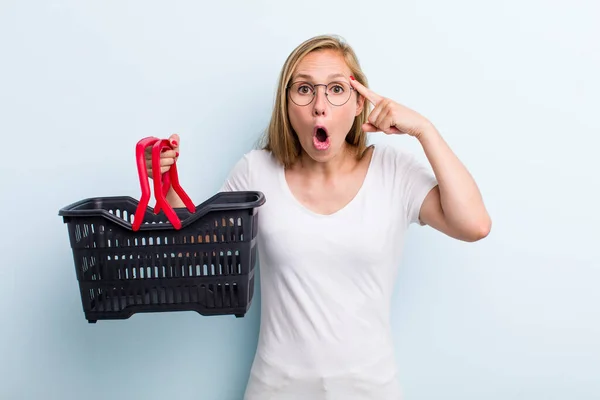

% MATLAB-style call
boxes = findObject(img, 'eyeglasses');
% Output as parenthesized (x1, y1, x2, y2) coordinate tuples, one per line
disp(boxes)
(286, 81, 355, 107)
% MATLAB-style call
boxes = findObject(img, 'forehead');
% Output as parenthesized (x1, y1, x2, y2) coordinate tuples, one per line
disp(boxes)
(292, 49, 351, 81)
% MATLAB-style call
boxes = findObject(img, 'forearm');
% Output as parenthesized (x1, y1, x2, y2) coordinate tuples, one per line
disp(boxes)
(417, 124, 491, 234)
(165, 186, 186, 208)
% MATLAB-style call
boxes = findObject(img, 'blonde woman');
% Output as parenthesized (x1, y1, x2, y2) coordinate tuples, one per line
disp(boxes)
(152, 34, 491, 399)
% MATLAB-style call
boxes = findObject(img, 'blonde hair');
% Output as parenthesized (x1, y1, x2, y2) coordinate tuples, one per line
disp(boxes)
(260, 34, 370, 168)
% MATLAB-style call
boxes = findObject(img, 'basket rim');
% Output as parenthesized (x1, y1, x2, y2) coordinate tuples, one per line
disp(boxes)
(58, 191, 265, 231)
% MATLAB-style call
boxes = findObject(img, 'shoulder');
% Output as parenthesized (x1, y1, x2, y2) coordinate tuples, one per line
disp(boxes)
(372, 143, 438, 225)
(245, 148, 276, 163)
(370, 143, 423, 175)
(236, 148, 279, 172)
(220, 148, 279, 192)
(228, 148, 276, 166)
(370, 142, 437, 198)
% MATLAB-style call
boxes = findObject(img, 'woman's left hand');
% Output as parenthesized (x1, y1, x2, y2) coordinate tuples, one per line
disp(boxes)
(350, 77, 433, 139)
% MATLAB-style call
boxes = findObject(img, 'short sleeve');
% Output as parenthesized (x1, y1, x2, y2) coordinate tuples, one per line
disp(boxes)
(219, 153, 251, 192)
(393, 148, 438, 226)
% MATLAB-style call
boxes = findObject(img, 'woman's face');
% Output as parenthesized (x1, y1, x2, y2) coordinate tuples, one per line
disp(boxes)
(287, 49, 364, 163)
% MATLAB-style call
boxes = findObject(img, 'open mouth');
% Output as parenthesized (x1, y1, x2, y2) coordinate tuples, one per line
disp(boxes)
(312, 126, 330, 151)
(315, 127, 328, 143)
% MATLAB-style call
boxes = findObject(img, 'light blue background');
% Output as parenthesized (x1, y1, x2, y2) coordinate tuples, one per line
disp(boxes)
(1, 1, 598, 399)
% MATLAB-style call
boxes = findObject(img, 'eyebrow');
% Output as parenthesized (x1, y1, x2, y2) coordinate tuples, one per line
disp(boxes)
(293, 73, 347, 81)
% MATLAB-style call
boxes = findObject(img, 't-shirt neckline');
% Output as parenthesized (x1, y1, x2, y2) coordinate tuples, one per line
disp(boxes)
(278, 144, 378, 218)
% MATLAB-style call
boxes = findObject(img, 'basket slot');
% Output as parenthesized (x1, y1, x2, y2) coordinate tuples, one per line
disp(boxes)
(202, 282, 239, 308)
(73, 215, 245, 249)
(108, 208, 134, 225)
(78, 248, 244, 283)
(88, 281, 242, 312)
(80, 254, 101, 281)
(189, 215, 245, 244)
(72, 223, 103, 249)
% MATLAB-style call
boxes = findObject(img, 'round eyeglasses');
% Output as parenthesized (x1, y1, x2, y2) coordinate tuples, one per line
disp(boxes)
(286, 81, 355, 107)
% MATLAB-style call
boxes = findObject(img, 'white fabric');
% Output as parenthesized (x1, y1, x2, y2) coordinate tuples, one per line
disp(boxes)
(220, 144, 438, 400)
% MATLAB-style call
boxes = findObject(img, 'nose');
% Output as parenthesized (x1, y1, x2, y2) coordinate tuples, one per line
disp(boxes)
(312, 84, 328, 117)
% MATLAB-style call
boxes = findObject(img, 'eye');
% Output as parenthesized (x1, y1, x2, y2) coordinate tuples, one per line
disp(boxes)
(330, 84, 345, 94)
(297, 84, 313, 94)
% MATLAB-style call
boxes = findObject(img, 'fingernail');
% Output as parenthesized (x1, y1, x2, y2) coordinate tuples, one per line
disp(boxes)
(176, 152, 179, 157)
(350, 76, 355, 80)
(171, 140, 178, 146)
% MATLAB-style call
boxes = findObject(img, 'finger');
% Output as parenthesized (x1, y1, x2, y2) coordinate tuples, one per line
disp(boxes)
(379, 119, 403, 135)
(349, 77, 383, 105)
(384, 123, 402, 134)
(374, 107, 392, 131)
(144, 134, 179, 156)
(146, 149, 177, 162)
(169, 133, 180, 149)
(366, 103, 384, 127)
(160, 149, 177, 159)
(380, 116, 402, 135)
(362, 122, 379, 133)
(160, 157, 175, 167)
(149, 166, 172, 176)
(145, 146, 167, 159)
(368, 99, 392, 127)
(146, 155, 176, 169)
(362, 121, 402, 134)
(147, 163, 174, 178)
(379, 107, 403, 134)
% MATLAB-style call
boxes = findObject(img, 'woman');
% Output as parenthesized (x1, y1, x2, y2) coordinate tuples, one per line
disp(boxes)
(151, 34, 491, 399)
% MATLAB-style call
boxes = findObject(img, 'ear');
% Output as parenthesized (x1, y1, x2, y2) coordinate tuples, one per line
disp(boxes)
(355, 91, 365, 116)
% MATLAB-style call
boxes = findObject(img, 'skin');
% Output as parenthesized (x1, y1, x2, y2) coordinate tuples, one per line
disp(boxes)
(286, 50, 365, 168)
(284, 49, 373, 216)
(349, 75, 492, 242)
(156, 49, 491, 242)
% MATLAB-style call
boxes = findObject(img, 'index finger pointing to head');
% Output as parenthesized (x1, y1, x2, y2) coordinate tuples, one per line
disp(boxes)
(350, 77, 382, 105)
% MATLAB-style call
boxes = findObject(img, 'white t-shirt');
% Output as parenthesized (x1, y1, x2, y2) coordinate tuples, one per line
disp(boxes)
(220, 143, 438, 400)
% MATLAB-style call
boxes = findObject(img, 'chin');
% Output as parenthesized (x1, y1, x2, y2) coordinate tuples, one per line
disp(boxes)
(301, 140, 345, 162)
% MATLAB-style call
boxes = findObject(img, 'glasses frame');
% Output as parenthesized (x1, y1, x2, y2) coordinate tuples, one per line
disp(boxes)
(286, 81, 355, 107)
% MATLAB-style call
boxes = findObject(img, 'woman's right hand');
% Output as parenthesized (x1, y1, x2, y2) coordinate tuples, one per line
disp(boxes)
(146, 133, 180, 178)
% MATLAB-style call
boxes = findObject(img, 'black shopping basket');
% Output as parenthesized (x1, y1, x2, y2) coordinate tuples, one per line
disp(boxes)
(58, 136, 265, 323)
(58, 192, 265, 323)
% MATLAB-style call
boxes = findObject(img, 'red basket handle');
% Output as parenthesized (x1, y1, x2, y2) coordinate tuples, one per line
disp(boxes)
(132, 136, 195, 231)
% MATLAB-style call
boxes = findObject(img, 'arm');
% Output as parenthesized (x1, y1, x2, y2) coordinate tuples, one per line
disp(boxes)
(165, 186, 185, 208)
(416, 124, 491, 242)
(349, 78, 491, 242)
(143, 133, 187, 209)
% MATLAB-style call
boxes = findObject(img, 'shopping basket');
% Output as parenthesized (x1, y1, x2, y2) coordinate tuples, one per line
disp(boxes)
(58, 136, 265, 323)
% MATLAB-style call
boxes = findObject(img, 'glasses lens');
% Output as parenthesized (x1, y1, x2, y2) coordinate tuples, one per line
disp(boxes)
(289, 82, 314, 106)
(326, 82, 351, 106)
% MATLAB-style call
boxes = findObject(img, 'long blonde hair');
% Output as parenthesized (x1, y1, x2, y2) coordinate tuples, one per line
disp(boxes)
(260, 34, 370, 168)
